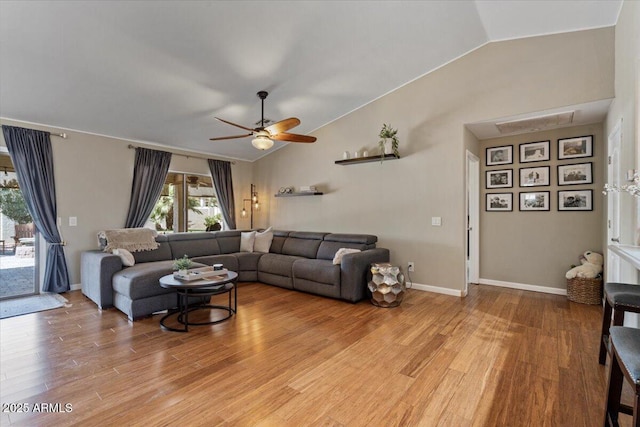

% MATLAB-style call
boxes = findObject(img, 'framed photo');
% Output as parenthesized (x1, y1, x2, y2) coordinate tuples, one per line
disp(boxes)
(486, 145, 513, 166)
(558, 135, 593, 159)
(519, 140, 550, 163)
(486, 169, 512, 189)
(558, 162, 592, 186)
(486, 193, 513, 211)
(519, 166, 550, 187)
(519, 191, 550, 211)
(558, 189, 593, 211)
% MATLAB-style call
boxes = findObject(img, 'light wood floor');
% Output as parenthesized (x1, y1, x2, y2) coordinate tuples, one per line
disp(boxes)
(0, 283, 632, 426)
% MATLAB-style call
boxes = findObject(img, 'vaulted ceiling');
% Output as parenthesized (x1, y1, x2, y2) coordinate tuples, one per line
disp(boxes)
(0, 1, 622, 161)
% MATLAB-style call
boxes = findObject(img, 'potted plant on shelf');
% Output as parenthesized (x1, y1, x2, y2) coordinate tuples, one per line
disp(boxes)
(378, 123, 399, 161)
(173, 254, 192, 276)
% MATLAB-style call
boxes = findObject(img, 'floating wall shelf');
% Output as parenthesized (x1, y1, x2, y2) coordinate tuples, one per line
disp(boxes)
(335, 154, 400, 165)
(274, 192, 323, 197)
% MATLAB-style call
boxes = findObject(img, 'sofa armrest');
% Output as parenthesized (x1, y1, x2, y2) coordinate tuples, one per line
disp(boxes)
(340, 248, 390, 302)
(81, 250, 123, 309)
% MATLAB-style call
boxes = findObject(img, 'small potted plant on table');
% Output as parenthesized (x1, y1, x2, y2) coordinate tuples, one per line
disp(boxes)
(173, 255, 193, 276)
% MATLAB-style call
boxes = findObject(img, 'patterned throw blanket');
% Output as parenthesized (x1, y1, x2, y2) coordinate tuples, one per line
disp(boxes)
(98, 228, 159, 253)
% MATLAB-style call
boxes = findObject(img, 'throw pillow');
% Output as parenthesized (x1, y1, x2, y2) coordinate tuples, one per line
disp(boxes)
(240, 231, 257, 253)
(332, 248, 361, 265)
(253, 227, 273, 253)
(113, 248, 135, 267)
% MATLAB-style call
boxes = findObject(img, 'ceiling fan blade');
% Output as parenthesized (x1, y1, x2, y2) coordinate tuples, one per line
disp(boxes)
(209, 133, 253, 141)
(271, 132, 317, 143)
(265, 117, 301, 135)
(215, 117, 255, 132)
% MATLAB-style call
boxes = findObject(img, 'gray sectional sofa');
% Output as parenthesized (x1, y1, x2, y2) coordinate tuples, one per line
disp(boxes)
(81, 230, 389, 321)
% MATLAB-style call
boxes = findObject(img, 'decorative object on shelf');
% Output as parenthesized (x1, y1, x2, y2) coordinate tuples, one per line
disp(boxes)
(368, 263, 405, 308)
(299, 186, 318, 193)
(241, 184, 259, 228)
(558, 135, 593, 160)
(343, 151, 350, 160)
(354, 151, 361, 158)
(173, 254, 193, 276)
(363, 150, 369, 157)
(486, 145, 513, 166)
(334, 153, 399, 165)
(378, 123, 399, 161)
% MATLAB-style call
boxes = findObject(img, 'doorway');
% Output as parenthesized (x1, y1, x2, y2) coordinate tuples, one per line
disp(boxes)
(0, 153, 38, 299)
(466, 151, 480, 296)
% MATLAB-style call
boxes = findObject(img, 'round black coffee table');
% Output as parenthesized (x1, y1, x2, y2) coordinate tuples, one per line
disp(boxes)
(159, 270, 238, 332)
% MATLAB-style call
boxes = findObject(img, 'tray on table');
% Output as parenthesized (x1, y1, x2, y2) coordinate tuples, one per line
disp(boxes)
(173, 267, 229, 281)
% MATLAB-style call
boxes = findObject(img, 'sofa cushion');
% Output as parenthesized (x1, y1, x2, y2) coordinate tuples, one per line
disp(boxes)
(190, 254, 239, 272)
(132, 235, 172, 264)
(282, 232, 327, 258)
(240, 231, 256, 252)
(269, 230, 290, 254)
(167, 232, 220, 258)
(323, 233, 377, 245)
(112, 260, 206, 300)
(293, 259, 341, 298)
(317, 241, 368, 261)
(254, 227, 273, 253)
(113, 248, 135, 266)
(216, 230, 242, 253)
(258, 253, 304, 277)
(234, 252, 263, 272)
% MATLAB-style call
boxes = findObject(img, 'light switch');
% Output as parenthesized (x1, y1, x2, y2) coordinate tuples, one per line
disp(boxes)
(431, 217, 442, 226)
(69, 216, 77, 227)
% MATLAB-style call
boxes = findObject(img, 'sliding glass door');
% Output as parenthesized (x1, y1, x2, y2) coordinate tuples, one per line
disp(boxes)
(0, 154, 38, 299)
(148, 172, 222, 233)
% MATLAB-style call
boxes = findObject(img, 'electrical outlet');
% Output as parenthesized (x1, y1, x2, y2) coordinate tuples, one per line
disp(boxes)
(408, 261, 415, 272)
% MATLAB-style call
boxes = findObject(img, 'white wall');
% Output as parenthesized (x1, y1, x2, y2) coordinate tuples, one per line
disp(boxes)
(604, 0, 639, 285)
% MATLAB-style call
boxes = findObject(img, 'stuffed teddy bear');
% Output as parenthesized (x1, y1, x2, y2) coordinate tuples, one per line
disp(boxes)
(565, 251, 603, 279)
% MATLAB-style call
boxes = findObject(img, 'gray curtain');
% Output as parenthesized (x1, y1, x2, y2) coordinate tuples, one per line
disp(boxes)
(125, 147, 172, 228)
(208, 159, 236, 229)
(2, 125, 70, 293)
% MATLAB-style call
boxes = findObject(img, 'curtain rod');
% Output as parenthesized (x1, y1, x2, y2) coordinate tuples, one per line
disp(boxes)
(49, 132, 67, 139)
(127, 144, 235, 164)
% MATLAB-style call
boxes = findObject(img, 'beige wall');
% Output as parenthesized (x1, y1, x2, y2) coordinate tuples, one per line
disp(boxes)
(254, 28, 615, 293)
(480, 124, 604, 289)
(0, 119, 253, 287)
(0, 27, 618, 294)
(604, 0, 639, 285)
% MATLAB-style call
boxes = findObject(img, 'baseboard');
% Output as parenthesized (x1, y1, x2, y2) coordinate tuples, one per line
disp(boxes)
(70, 283, 81, 291)
(408, 282, 465, 297)
(478, 278, 567, 296)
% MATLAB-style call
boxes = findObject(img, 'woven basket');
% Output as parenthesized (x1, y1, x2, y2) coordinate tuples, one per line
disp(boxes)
(566, 277, 603, 305)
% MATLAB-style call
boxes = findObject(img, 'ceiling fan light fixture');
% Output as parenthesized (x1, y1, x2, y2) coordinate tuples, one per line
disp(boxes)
(251, 131, 274, 150)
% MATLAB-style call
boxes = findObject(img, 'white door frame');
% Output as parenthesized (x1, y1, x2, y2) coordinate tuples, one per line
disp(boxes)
(465, 151, 480, 296)
(606, 119, 622, 283)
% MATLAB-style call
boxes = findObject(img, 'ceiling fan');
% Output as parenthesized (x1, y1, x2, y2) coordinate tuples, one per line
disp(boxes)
(210, 91, 317, 150)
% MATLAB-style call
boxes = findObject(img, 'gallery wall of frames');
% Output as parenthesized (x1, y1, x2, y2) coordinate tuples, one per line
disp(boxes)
(484, 134, 595, 212)
(479, 123, 604, 290)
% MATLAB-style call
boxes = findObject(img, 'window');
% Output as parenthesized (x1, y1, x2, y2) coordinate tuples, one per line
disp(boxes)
(147, 173, 222, 233)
